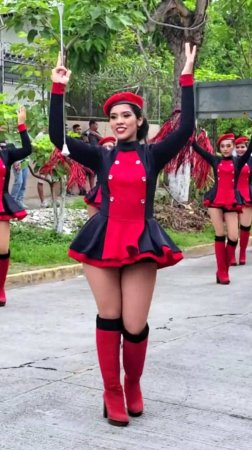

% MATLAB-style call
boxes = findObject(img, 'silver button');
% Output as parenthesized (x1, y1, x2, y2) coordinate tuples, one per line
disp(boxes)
(136, 160, 141, 164)
(142, 176, 146, 182)
(108, 174, 113, 180)
(115, 160, 120, 165)
(140, 199, 145, 204)
(110, 196, 114, 202)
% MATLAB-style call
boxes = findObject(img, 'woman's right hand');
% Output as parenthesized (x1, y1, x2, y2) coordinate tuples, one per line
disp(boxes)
(51, 53, 72, 85)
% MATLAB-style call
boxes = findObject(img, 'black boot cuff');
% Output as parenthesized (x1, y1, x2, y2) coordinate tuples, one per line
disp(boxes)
(0, 250, 10, 259)
(240, 225, 251, 231)
(215, 235, 226, 242)
(227, 238, 238, 247)
(96, 315, 122, 331)
(122, 323, 149, 343)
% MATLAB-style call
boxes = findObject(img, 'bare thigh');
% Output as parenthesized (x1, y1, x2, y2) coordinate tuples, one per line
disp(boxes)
(121, 262, 157, 335)
(83, 264, 122, 319)
(87, 205, 99, 218)
(239, 207, 252, 228)
(0, 221, 10, 254)
(224, 212, 239, 241)
(208, 208, 225, 236)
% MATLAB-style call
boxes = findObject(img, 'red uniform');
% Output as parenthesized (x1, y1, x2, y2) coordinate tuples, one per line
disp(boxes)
(49, 75, 195, 269)
(0, 125, 32, 221)
(192, 142, 252, 211)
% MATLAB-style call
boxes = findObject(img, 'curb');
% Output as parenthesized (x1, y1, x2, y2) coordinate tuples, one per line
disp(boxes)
(183, 243, 214, 258)
(6, 264, 83, 288)
(6, 239, 251, 288)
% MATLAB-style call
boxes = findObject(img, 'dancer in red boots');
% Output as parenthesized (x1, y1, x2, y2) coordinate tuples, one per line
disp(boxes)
(0, 107, 32, 306)
(192, 133, 252, 284)
(49, 43, 196, 426)
(231, 136, 252, 265)
(84, 136, 116, 218)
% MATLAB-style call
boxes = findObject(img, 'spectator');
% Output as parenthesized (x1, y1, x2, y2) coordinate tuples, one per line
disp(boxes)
(11, 157, 29, 209)
(72, 123, 82, 135)
(82, 119, 102, 145)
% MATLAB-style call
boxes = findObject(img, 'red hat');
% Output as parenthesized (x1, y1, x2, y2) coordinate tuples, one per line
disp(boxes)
(103, 91, 144, 116)
(98, 136, 116, 146)
(217, 133, 235, 147)
(235, 136, 249, 145)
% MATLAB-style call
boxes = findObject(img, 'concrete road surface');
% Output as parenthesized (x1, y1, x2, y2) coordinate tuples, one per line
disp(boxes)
(1, 251, 252, 450)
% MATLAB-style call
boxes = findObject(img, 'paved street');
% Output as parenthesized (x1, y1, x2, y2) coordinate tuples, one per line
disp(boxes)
(1, 251, 252, 450)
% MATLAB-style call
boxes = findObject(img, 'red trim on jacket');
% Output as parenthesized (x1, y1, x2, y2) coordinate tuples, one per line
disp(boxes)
(17, 124, 26, 132)
(51, 83, 66, 95)
(179, 74, 194, 87)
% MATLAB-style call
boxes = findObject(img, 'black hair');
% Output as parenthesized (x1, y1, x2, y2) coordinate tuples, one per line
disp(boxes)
(89, 119, 97, 127)
(128, 104, 149, 141)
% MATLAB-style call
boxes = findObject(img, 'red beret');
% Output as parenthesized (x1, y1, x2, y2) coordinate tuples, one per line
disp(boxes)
(235, 136, 249, 145)
(217, 133, 235, 147)
(98, 136, 116, 146)
(103, 91, 144, 116)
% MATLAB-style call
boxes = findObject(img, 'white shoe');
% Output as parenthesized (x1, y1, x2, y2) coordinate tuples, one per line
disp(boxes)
(40, 201, 49, 208)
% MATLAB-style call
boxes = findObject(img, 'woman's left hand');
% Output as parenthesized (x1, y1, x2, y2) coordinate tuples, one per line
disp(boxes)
(17, 106, 26, 125)
(181, 42, 197, 75)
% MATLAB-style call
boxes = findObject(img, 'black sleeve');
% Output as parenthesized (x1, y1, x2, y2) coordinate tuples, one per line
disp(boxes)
(49, 90, 102, 171)
(8, 130, 32, 165)
(191, 141, 216, 167)
(236, 138, 252, 171)
(151, 84, 195, 172)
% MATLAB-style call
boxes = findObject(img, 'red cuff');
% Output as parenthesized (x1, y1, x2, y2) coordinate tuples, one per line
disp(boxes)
(18, 124, 26, 132)
(51, 83, 66, 94)
(179, 74, 194, 87)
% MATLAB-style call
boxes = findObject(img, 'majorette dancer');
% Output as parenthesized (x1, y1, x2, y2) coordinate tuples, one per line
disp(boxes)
(0, 107, 32, 307)
(230, 136, 252, 265)
(49, 44, 196, 426)
(192, 133, 252, 284)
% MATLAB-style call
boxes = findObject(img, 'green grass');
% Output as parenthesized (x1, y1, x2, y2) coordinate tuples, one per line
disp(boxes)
(66, 196, 87, 209)
(166, 224, 214, 249)
(9, 222, 215, 274)
(10, 223, 74, 273)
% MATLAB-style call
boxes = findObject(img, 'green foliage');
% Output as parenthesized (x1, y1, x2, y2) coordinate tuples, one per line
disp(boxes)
(0, 95, 20, 145)
(32, 134, 54, 172)
(10, 222, 73, 269)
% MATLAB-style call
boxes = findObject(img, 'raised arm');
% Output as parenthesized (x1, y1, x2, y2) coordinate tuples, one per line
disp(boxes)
(8, 107, 32, 165)
(191, 140, 216, 166)
(151, 43, 196, 171)
(236, 138, 252, 171)
(49, 58, 101, 171)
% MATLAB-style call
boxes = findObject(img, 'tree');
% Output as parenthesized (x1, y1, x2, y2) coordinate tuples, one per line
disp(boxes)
(146, 0, 210, 108)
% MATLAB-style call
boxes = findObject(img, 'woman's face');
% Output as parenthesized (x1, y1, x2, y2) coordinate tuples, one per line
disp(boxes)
(219, 139, 234, 157)
(109, 104, 143, 142)
(236, 143, 247, 156)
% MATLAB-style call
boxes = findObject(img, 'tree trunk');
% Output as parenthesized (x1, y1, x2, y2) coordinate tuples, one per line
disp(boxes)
(151, 0, 210, 201)
(153, 0, 210, 106)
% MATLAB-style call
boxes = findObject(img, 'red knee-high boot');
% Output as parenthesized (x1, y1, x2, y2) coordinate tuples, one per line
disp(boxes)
(239, 225, 251, 265)
(96, 315, 129, 427)
(226, 238, 238, 269)
(0, 251, 10, 307)
(123, 324, 149, 417)
(215, 236, 229, 284)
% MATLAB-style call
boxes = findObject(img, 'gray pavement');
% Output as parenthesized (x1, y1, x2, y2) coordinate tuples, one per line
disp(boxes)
(1, 251, 252, 450)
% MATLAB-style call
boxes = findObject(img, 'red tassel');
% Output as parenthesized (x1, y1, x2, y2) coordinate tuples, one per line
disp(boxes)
(149, 110, 193, 174)
(40, 148, 93, 190)
(192, 130, 214, 189)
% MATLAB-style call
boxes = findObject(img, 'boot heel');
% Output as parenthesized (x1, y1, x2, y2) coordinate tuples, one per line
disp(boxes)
(103, 402, 107, 418)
